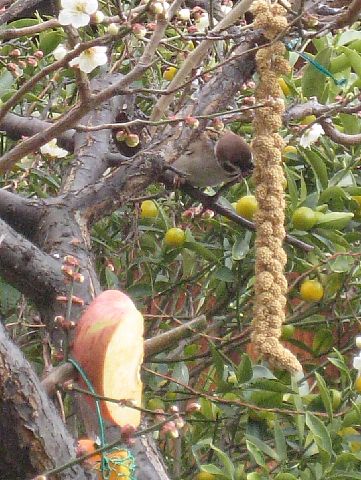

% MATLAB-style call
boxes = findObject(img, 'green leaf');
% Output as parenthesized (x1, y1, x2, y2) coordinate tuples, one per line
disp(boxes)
(315, 372, 332, 418)
(237, 354, 253, 384)
(185, 241, 218, 263)
(246, 440, 266, 468)
(315, 212, 354, 230)
(274, 420, 287, 461)
(0, 70, 16, 98)
(305, 412, 333, 456)
(249, 390, 283, 408)
(339, 113, 361, 134)
(199, 464, 227, 478)
(319, 186, 348, 204)
(39, 30, 63, 55)
(337, 30, 361, 45)
(302, 48, 332, 100)
(285, 164, 298, 209)
(232, 231, 251, 261)
(209, 443, 235, 480)
(210, 344, 226, 382)
(301, 149, 329, 190)
(213, 266, 234, 282)
(250, 379, 294, 394)
(0, 280, 21, 313)
(8, 18, 40, 28)
(246, 434, 280, 462)
(105, 268, 119, 289)
(329, 255, 354, 272)
(172, 362, 189, 386)
(328, 473, 361, 479)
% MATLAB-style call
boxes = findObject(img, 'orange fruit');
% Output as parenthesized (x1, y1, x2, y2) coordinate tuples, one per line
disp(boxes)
(300, 279, 324, 302)
(236, 195, 258, 220)
(163, 66, 177, 81)
(164, 227, 186, 247)
(140, 200, 158, 218)
(76, 439, 100, 465)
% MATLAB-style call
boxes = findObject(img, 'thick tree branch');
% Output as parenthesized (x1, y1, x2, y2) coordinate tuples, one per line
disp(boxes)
(0, 218, 65, 305)
(332, 0, 361, 27)
(320, 117, 361, 146)
(0, 112, 75, 151)
(0, 188, 42, 237)
(0, 322, 92, 480)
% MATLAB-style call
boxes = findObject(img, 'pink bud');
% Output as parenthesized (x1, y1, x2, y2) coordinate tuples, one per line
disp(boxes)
(115, 130, 127, 142)
(6, 62, 17, 72)
(27, 56, 38, 67)
(34, 50, 44, 59)
(186, 402, 201, 413)
(9, 49, 21, 57)
(185, 116, 199, 129)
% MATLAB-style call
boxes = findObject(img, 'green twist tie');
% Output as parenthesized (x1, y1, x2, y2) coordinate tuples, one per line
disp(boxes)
(285, 41, 347, 87)
(69, 358, 137, 479)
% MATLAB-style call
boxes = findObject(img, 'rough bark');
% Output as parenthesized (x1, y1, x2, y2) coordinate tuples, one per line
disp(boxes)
(0, 322, 92, 480)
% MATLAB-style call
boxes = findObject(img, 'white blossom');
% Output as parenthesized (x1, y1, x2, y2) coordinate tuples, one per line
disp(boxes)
(196, 12, 209, 32)
(354, 354, 361, 371)
(69, 46, 107, 73)
(178, 8, 191, 21)
(93, 10, 105, 23)
(357, 336, 361, 349)
(40, 139, 68, 158)
(221, 2, 233, 15)
(299, 123, 325, 148)
(53, 44, 68, 61)
(58, 0, 98, 28)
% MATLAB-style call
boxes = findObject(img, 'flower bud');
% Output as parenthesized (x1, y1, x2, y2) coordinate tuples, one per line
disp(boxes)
(92, 10, 105, 23)
(115, 130, 127, 142)
(132, 23, 147, 39)
(185, 116, 199, 128)
(107, 23, 120, 35)
(34, 50, 44, 59)
(9, 49, 21, 57)
(178, 8, 191, 21)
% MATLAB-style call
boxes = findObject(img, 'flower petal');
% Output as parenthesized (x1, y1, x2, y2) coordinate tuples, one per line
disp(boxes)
(85, 0, 99, 14)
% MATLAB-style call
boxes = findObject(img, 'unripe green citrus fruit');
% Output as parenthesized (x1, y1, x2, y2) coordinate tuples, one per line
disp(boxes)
(164, 227, 186, 247)
(236, 195, 258, 220)
(140, 200, 158, 218)
(292, 207, 317, 231)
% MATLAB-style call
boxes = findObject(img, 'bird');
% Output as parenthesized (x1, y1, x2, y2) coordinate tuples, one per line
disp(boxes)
(170, 130, 253, 187)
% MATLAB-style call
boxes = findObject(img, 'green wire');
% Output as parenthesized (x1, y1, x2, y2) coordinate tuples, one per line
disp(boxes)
(68, 358, 109, 479)
(285, 41, 346, 87)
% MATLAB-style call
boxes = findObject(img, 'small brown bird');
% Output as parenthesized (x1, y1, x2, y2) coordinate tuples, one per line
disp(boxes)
(171, 130, 253, 187)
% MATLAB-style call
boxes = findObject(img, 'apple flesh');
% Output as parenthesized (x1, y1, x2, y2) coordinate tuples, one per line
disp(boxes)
(71, 290, 144, 428)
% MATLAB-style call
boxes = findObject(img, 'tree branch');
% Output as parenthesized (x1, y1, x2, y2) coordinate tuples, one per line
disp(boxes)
(320, 117, 361, 146)
(0, 322, 91, 479)
(0, 218, 66, 305)
(0, 188, 41, 237)
(0, 112, 75, 151)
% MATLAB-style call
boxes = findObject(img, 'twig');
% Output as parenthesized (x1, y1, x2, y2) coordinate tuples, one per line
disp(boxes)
(177, 181, 314, 251)
(149, 0, 255, 124)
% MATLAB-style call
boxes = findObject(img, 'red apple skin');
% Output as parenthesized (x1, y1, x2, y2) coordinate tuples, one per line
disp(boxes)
(71, 290, 144, 427)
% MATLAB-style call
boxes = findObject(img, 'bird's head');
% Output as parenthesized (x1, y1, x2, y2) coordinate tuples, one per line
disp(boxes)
(214, 131, 253, 178)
